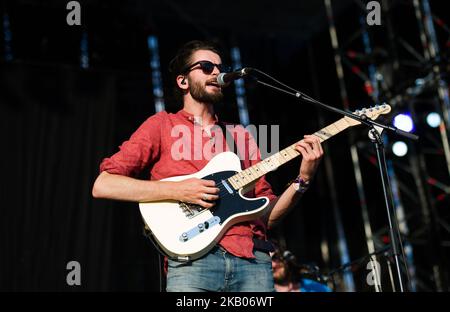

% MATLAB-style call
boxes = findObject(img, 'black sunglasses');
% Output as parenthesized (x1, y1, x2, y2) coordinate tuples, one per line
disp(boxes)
(183, 60, 231, 75)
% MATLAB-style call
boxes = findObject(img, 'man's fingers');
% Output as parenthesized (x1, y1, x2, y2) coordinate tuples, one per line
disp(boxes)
(295, 144, 311, 160)
(203, 186, 220, 195)
(302, 136, 324, 158)
(197, 200, 215, 209)
(305, 135, 323, 154)
(200, 189, 220, 200)
(201, 179, 216, 187)
(298, 141, 313, 156)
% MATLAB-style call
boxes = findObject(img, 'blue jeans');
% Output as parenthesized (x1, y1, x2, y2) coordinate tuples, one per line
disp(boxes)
(166, 246, 275, 292)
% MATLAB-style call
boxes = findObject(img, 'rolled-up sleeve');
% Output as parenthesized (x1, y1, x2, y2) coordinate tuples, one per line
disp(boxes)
(99, 112, 165, 177)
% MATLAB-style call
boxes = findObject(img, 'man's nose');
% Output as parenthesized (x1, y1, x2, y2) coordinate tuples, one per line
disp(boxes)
(211, 65, 220, 75)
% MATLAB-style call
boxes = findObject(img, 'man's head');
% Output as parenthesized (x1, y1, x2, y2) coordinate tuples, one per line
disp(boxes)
(169, 40, 229, 105)
(271, 248, 301, 285)
(272, 255, 288, 283)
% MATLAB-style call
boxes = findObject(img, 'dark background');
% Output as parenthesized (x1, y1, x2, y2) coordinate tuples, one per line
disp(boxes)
(1, 0, 449, 291)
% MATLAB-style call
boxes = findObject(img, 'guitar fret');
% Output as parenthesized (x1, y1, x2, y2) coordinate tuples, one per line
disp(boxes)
(314, 129, 331, 142)
(265, 158, 275, 169)
(254, 163, 261, 173)
(245, 166, 256, 179)
(228, 178, 238, 189)
(272, 155, 283, 167)
(264, 158, 276, 171)
(258, 160, 268, 173)
(324, 125, 337, 136)
(238, 174, 246, 186)
(316, 118, 352, 143)
(313, 132, 327, 142)
(235, 175, 244, 188)
(247, 166, 260, 179)
(332, 123, 342, 133)
(272, 155, 282, 167)
(240, 172, 249, 185)
(286, 146, 299, 158)
(334, 120, 345, 131)
(280, 149, 290, 160)
(282, 147, 292, 158)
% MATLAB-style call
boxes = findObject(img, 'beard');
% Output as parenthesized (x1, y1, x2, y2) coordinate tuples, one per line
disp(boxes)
(189, 78, 223, 104)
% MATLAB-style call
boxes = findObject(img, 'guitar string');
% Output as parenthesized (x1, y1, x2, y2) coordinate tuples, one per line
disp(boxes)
(212, 156, 290, 198)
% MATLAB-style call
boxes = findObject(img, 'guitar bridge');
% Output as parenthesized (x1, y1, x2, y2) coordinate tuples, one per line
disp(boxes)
(179, 202, 207, 219)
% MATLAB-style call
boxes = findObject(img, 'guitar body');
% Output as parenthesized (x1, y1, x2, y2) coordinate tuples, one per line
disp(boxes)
(139, 152, 270, 261)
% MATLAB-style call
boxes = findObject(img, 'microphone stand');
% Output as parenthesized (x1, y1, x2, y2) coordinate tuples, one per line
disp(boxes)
(249, 71, 418, 292)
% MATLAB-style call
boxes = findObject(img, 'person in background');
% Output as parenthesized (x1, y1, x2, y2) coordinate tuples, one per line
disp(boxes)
(271, 245, 332, 292)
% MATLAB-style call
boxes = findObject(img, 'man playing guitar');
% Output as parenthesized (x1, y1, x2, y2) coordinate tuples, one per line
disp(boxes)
(92, 40, 323, 292)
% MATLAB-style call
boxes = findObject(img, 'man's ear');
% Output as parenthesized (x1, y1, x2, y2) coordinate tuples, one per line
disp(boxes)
(177, 75, 188, 89)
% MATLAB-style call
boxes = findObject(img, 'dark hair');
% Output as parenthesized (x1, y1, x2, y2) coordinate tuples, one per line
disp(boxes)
(168, 40, 222, 103)
(271, 244, 302, 284)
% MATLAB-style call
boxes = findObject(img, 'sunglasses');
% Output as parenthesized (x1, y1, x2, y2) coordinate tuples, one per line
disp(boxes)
(183, 60, 231, 75)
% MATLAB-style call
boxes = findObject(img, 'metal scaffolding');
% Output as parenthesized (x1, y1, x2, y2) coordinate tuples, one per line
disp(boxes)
(324, 0, 450, 291)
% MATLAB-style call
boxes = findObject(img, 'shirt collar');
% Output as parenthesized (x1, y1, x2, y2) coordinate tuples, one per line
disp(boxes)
(177, 109, 219, 126)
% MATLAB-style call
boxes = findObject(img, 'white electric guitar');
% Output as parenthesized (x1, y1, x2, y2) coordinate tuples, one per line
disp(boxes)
(139, 104, 391, 261)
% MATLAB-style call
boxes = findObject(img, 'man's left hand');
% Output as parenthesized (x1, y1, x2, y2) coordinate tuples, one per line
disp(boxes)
(295, 135, 324, 182)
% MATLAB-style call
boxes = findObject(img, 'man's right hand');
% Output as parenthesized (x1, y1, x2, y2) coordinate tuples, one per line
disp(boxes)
(173, 178, 220, 209)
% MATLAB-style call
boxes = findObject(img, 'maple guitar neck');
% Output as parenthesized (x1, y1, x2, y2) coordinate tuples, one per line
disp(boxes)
(226, 116, 354, 190)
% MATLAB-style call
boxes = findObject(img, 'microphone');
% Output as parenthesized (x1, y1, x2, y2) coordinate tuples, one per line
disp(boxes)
(216, 68, 250, 87)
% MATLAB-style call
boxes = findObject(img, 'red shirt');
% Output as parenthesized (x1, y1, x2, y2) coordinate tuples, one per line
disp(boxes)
(100, 109, 277, 258)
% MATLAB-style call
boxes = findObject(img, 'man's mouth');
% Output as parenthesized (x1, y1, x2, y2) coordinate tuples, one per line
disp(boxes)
(206, 80, 220, 88)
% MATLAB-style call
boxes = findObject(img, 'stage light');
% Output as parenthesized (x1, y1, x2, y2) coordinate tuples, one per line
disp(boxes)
(80, 32, 89, 69)
(230, 46, 249, 126)
(392, 141, 408, 157)
(426, 112, 441, 128)
(393, 113, 414, 132)
(415, 78, 425, 86)
(3, 13, 13, 61)
(147, 35, 165, 112)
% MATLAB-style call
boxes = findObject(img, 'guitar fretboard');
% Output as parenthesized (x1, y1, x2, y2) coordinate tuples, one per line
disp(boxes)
(227, 116, 354, 190)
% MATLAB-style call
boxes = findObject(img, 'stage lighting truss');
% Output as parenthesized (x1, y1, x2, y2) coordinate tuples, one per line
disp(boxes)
(325, 0, 450, 292)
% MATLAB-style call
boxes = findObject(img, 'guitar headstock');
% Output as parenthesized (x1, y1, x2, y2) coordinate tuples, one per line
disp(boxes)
(345, 104, 392, 126)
